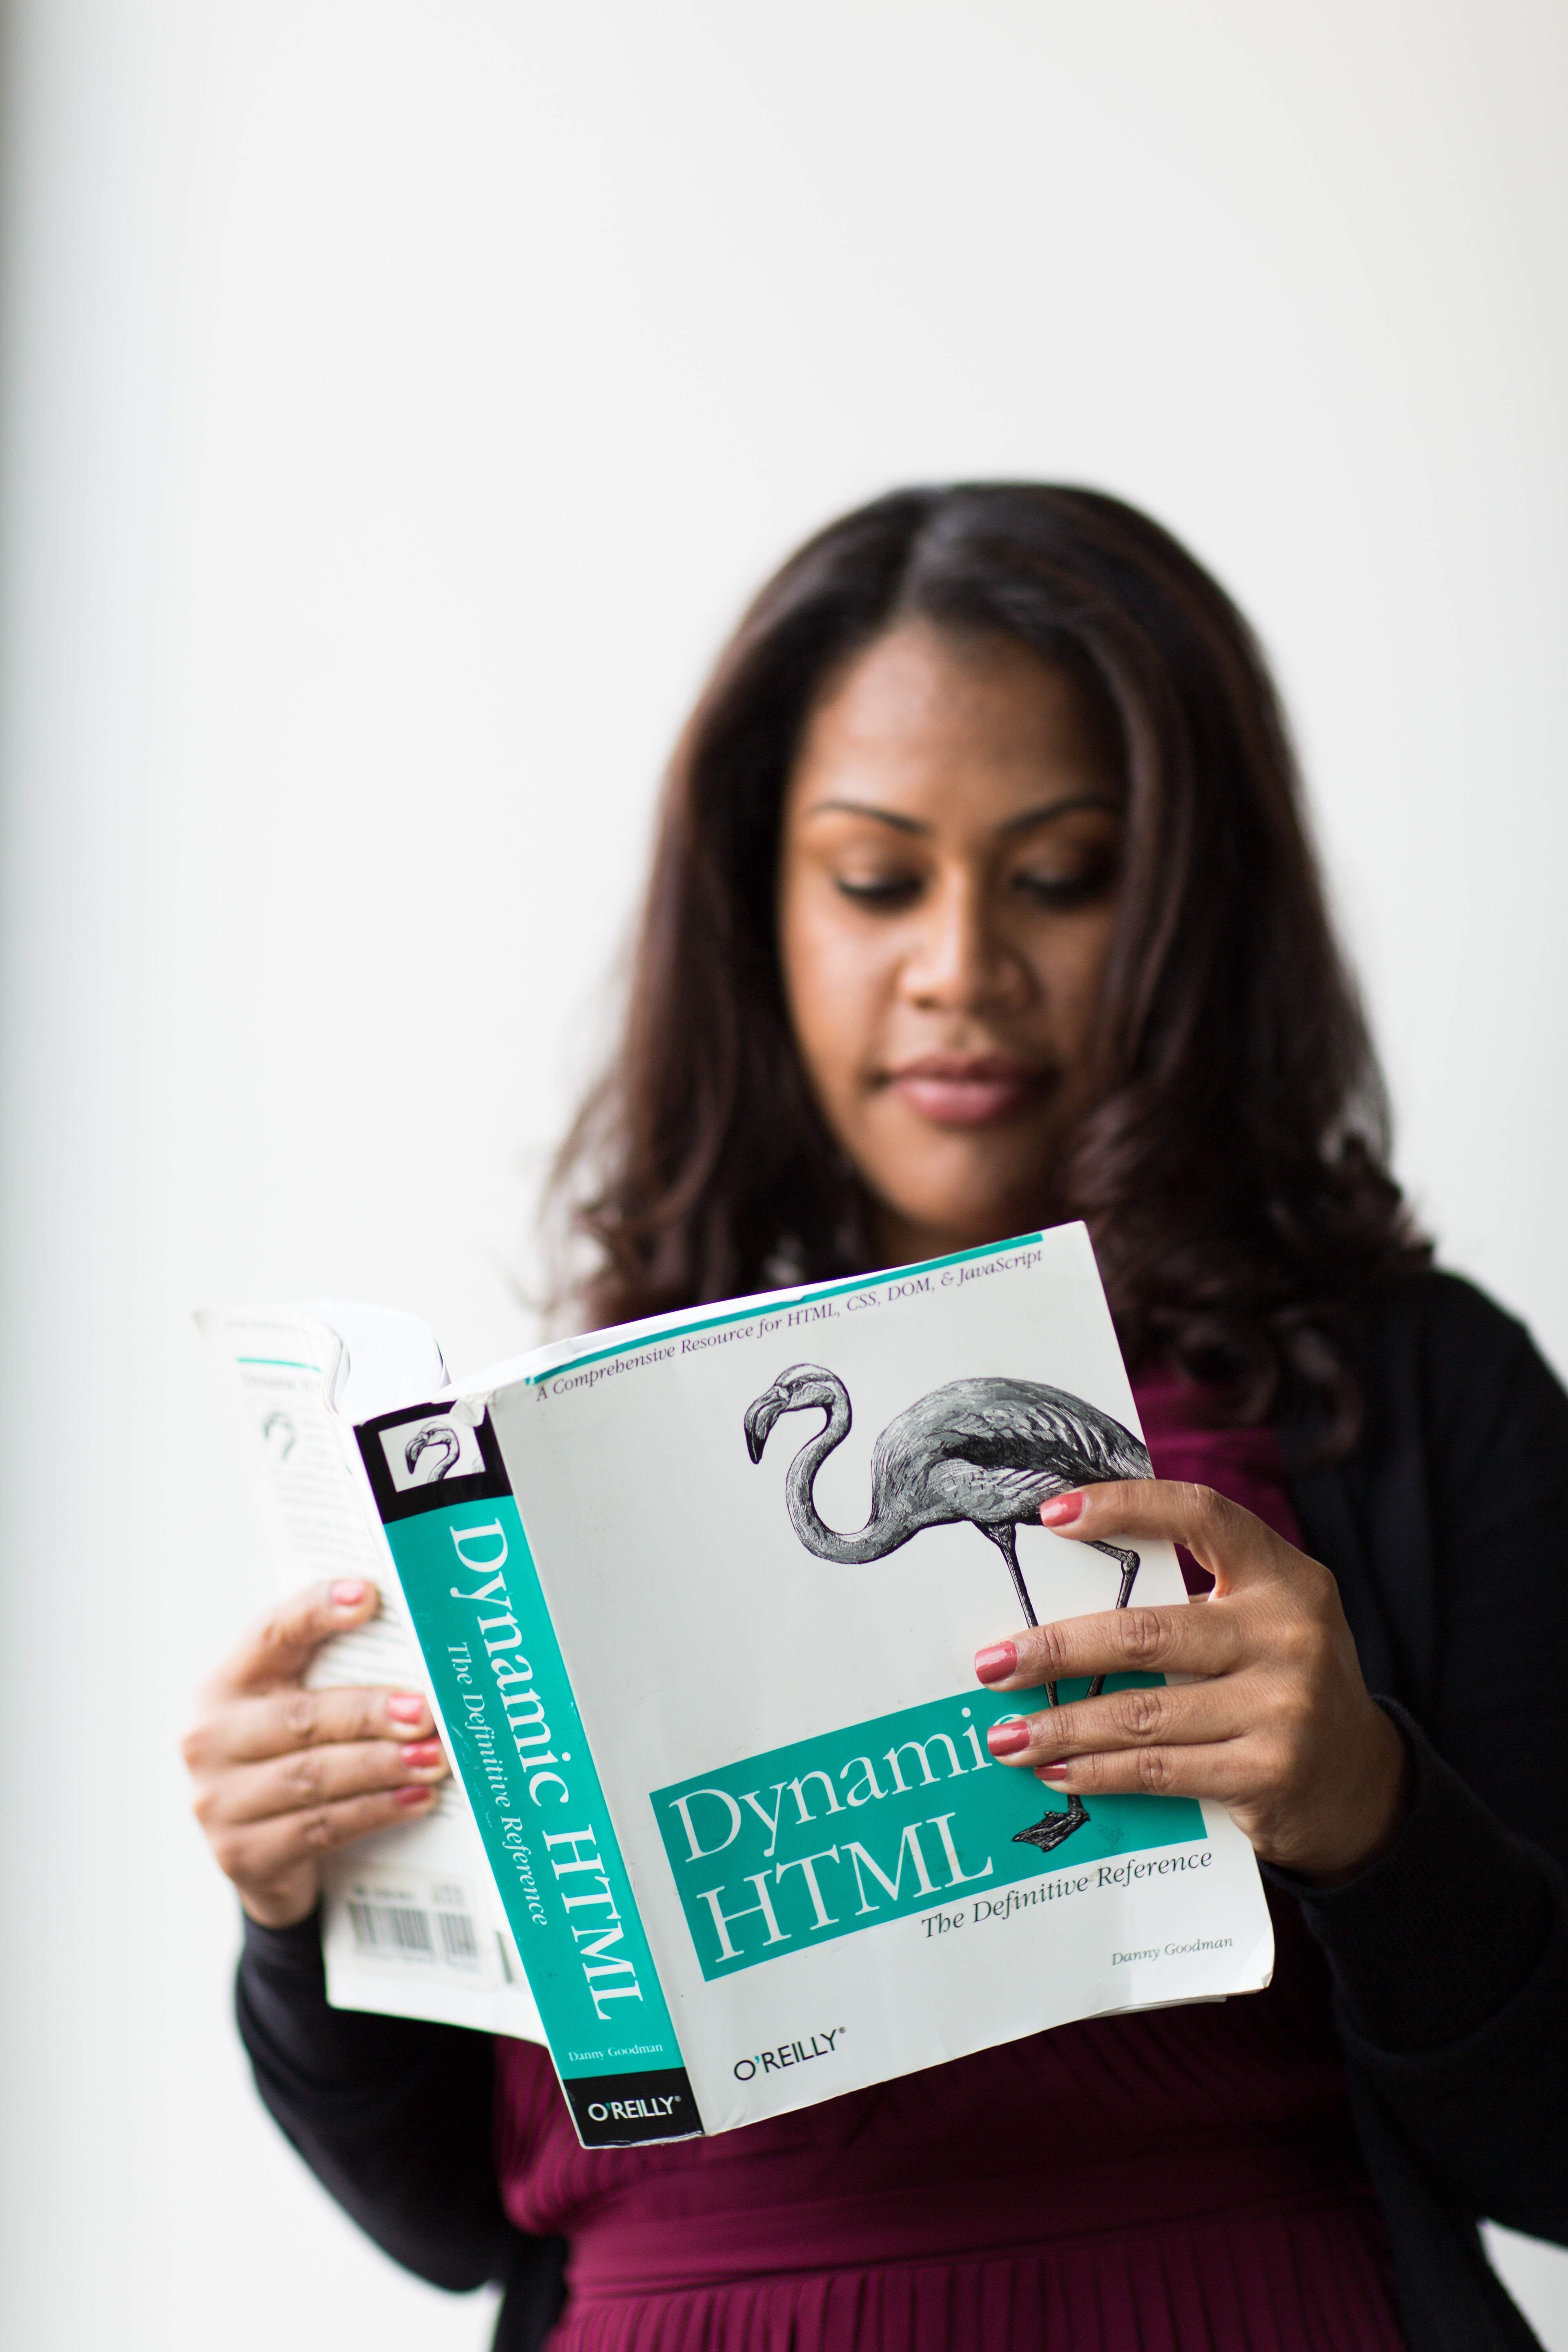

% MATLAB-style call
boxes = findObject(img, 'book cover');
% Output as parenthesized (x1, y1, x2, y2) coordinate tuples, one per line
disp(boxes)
(346, 1225, 1273, 2147)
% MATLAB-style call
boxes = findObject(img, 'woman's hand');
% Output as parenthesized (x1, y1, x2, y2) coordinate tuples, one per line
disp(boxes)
(973, 1481, 1411, 1884)
(182, 1579, 450, 1927)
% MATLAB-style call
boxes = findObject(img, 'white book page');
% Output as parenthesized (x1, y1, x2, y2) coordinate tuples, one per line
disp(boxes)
(199, 1304, 544, 2040)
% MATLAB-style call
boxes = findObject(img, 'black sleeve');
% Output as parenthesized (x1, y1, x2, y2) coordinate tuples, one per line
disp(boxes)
(235, 1910, 566, 2306)
(1267, 1702, 1568, 2239)
(1285, 1278, 1568, 2242)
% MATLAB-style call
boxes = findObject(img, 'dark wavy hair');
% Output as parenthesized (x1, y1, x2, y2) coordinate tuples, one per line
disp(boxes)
(552, 483, 1428, 1451)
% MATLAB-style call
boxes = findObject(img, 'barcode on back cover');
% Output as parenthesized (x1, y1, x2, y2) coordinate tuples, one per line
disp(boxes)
(347, 1898, 481, 1969)
(436, 1909, 480, 1965)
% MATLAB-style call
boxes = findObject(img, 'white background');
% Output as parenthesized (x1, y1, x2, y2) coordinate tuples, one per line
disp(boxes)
(2, 3, 1564, 2345)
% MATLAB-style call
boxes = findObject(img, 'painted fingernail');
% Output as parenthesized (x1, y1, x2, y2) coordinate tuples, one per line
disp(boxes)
(386, 1693, 425, 1726)
(399, 1740, 444, 1768)
(331, 1579, 368, 1607)
(987, 1721, 1031, 1757)
(974, 1642, 1017, 1685)
(1040, 1492, 1085, 1526)
(1035, 1762, 1071, 1781)
(395, 1784, 436, 1809)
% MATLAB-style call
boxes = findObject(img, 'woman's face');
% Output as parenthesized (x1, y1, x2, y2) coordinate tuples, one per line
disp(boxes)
(778, 620, 1125, 1267)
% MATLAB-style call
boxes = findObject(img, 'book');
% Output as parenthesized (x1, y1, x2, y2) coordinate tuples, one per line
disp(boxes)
(202, 1223, 1274, 2150)
(201, 1301, 548, 2042)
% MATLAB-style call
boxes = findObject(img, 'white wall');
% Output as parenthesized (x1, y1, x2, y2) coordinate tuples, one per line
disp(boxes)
(2, 4, 1565, 2344)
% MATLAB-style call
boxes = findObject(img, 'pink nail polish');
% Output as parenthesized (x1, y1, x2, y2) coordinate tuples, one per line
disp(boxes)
(1040, 1492, 1085, 1527)
(1035, 1762, 1071, 1781)
(386, 1693, 425, 1726)
(987, 1721, 1031, 1757)
(395, 1784, 435, 1809)
(331, 1579, 368, 1606)
(399, 1740, 443, 1768)
(974, 1642, 1016, 1685)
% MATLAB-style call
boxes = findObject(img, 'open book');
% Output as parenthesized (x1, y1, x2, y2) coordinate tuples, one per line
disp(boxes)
(203, 1224, 1273, 2149)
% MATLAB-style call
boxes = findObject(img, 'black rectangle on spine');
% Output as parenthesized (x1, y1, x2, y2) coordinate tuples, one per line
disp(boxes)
(563, 2067, 703, 2148)
(355, 1403, 513, 1522)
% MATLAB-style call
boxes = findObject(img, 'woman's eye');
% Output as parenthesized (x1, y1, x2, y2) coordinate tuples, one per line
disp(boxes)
(832, 875, 923, 908)
(1012, 861, 1116, 909)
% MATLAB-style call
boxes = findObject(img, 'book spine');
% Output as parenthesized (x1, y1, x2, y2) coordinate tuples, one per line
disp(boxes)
(354, 1401, 701, 2147)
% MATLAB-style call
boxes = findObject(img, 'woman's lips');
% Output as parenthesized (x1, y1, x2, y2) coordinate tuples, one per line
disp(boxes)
(884, 1057, 1046, 1128)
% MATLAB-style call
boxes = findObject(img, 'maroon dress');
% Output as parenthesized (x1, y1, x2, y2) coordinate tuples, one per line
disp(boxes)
(495, 1372, 1409, 2350)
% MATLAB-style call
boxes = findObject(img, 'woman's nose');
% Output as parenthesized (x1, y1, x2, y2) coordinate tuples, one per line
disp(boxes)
(898, 877, 1030, 1015)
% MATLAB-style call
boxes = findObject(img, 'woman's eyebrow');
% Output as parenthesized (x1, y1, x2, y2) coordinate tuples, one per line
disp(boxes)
(998, 793, 1121, 837)
(802, 793, 1120, 835)
(802, 799, 930, 834)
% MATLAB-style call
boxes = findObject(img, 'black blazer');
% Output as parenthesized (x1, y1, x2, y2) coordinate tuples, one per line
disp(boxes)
(236, 1272, 1568, 2352)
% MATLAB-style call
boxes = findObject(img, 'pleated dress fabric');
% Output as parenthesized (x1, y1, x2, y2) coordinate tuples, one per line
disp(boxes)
(494, 1374, 1408, 2351)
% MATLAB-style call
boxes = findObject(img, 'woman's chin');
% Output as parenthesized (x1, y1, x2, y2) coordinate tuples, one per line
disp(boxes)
(870, 1185, 1055, 1265)
(855, 1113, 1061, 1258)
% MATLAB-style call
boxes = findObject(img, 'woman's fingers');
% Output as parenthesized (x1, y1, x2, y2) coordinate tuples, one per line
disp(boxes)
(1040, 1479, 1298, 1592)
(1030, 1739, 1262, 1804)
(971, 1480, 1342, 1693)
(195, 1736, 449, 1830)
(207, 1787, 439, 1898)
(187, 1681, 436, 1769)
(976, 1597, 1245, 1692)
(204, 1578, 383, 1701)
(985, 1672, 1250, 1765)
(964, 1475, 1411, 1881)
(185, 1579, 449, 1926)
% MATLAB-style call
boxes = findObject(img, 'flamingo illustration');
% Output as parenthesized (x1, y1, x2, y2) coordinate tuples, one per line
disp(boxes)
(743, 1363, 1152, 1853)
(405, 1422, 463, 1482)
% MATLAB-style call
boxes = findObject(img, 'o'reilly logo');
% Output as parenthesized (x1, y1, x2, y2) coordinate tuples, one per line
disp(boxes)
(733, 2027, 845, 2082)
(586, 2090, 683, 2124)
(563, 2065, 700, 2148)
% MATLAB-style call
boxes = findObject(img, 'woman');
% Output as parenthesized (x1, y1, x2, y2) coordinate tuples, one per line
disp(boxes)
(184, 486, 1568, 2352)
